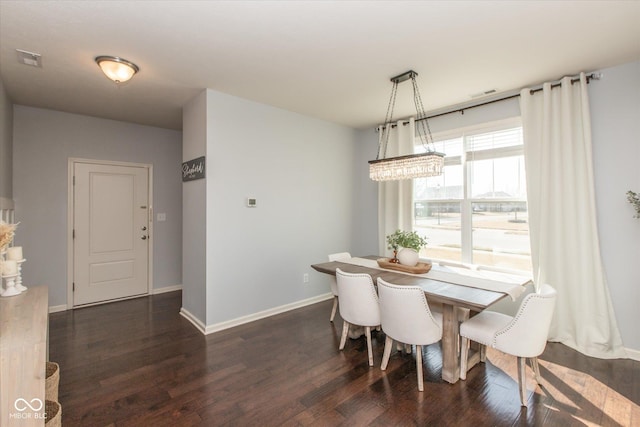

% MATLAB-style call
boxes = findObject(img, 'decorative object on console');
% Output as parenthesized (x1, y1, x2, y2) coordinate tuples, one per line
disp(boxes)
(7, 246, 27, 291)
(2, 259, 17, 275)
(369, 70, 445, 181)
(1, 271, 20, 297)
(0, 221, 17, 251)
(1, 258, 20, 297)
(0, 222, 23, 297)
(6, 246, 22, 260)
(15, 258, 27, 292)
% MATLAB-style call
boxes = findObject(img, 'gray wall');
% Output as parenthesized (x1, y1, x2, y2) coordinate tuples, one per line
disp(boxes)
(12, 106, 183, 307)
(181, 92, 207, 323)
(201, 89, 359, 325)
(0, 77, 12, 199)
(591, 61, 640, 351)
(351, 128, 379, 257)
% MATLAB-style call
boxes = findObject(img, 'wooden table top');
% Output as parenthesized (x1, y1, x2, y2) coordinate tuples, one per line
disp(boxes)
(311, 259, 508, 312)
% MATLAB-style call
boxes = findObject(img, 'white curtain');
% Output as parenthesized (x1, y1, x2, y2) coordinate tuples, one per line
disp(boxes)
(377, 118, 415, 256)
(520, 73, 626, 359)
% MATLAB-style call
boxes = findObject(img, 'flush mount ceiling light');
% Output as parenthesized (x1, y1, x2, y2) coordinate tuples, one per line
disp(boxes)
(369, 70, 445, 181)
(95, 56, 139, 84)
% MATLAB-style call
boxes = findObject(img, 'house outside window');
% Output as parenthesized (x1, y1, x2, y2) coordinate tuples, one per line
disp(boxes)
(413, 118, 531, 272)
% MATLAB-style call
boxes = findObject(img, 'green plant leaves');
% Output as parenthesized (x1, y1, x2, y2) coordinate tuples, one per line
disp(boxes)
(386, 229, 428, 251)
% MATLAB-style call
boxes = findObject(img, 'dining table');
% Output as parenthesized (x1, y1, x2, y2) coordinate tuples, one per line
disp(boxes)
(311, 255, 532, 384)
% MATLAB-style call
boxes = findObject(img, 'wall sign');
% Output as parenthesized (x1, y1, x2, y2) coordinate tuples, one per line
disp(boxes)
(182, 156, 205, 182)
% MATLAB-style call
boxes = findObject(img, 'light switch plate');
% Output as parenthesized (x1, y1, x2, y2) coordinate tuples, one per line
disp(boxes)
(247, 198, 257, 207)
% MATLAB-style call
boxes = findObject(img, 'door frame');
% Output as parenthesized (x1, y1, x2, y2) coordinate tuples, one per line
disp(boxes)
(67, 158, 154, 309)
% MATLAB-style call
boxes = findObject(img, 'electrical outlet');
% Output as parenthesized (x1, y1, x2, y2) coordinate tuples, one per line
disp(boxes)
(303, 273, 309, 283)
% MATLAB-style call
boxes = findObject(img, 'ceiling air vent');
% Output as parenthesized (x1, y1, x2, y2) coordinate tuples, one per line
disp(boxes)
(16, 49, 42, 67)
(470, 89, 497, 99)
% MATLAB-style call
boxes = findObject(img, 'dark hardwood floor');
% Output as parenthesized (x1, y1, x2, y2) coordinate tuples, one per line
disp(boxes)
(48, 291, 639, 426)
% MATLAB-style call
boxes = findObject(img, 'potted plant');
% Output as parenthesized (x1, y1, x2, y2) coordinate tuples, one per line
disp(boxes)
(386, 229, 428, 266)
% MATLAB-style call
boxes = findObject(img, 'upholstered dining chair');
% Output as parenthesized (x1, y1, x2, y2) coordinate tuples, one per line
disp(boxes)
(327, 252, 351, 322)
(377, 278, 443, 391)
(459, 284, 557, 407)
(335, 268, 380, 367)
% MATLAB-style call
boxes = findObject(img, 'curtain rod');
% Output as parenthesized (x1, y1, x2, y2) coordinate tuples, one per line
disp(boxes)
(380, 72, 602, 129)
(416, 72, 602, 123)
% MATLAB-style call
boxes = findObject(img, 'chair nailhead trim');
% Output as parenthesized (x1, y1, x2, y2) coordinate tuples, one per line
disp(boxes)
(379, 281, 438, 324)
(492, 292, 555, 347)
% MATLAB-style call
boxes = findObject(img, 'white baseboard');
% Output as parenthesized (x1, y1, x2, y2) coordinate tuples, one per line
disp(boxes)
(48, 285, 181, 313)
(203, 293, 333, 335)
(180, 293, 333, 335)
(179, 307, 206, 334)
(49, 304, 68, 313)
(625, 347, 640, 361)
(152, 284, 182, 295)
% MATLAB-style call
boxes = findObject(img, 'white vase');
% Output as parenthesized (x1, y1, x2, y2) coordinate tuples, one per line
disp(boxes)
(398, 248, 419, 267)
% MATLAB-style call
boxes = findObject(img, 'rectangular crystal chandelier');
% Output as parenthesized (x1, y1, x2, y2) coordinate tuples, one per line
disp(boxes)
(369, 70, 445, 182)
(369, 152, 444, 181)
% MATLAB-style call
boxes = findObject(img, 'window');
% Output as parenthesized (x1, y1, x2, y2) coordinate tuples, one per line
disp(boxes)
(413, 119, 531, 272)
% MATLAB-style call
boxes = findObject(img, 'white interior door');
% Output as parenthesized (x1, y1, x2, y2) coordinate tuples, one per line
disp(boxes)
(73, 162, 150, 306)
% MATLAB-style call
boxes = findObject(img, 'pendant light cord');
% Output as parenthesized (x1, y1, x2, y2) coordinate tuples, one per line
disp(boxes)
(411, 75, 436, 153)
(376, 71, 440, 160)
(377, 80, 399, 160)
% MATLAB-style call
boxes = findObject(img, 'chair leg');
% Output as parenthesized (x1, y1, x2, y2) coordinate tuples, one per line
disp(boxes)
(381, 335, 393, 370)
(460, 336, 469, 380)
(517, 356, 528, 407)
(456, 308, 470, 356)
(405, 343, 412, 354)
(530, 357, 541, 382)
(339, 321, 350, 350)
(329, 296, 338, 322)
(396, 341, 403, 352)
(479, 344, 486, 362)
(365, 326, 374, 366)
(415, 345, 424, 392)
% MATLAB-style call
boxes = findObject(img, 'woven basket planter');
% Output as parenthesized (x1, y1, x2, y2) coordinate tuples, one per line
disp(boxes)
(45, 362, 60, 402)
(45, 400, 61, 427)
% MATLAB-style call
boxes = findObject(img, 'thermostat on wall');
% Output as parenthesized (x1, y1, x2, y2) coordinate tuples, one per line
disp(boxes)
(247, 197, 257, 207)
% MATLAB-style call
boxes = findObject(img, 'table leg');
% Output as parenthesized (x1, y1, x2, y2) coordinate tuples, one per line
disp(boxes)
(441, 303, 461, 384)
(462, 342, 483, 378)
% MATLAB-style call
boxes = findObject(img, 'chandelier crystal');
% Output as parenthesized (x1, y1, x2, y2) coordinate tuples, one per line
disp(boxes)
(369, 70, 444, 181)
(369, 152, 444, 181)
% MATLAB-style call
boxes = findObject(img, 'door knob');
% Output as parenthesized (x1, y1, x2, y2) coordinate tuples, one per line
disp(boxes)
(141, 235, 148, 240)
(141, 226, 147, 231)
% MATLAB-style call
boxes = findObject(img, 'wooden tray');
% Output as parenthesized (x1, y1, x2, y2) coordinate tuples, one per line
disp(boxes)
(377, 258, 432, 274)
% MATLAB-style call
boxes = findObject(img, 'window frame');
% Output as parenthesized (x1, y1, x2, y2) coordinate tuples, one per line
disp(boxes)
(413, 117, 530, 274)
